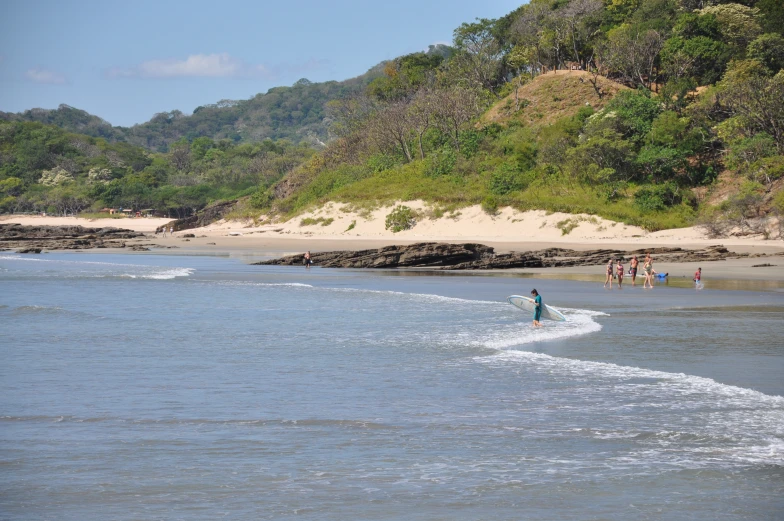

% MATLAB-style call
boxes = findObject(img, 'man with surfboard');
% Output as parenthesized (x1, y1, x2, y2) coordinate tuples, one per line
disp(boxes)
(506, 293, 566, 323)
(531, 289, 542, 327)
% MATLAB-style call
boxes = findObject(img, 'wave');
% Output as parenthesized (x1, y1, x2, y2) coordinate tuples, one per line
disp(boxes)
(476, 349, 784, 466)
(0, 254, 194, 279)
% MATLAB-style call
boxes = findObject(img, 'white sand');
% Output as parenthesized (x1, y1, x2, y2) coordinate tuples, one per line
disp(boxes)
(0, 215, 171, 232)
(3, 202, 783, 255)
(193, 201, 783, 252)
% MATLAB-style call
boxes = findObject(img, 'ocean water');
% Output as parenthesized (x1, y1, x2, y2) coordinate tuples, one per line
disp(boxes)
(1, 252, 783, 520)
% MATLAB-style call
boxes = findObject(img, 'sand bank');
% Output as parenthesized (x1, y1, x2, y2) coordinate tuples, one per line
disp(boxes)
(3, 203, 783, 283)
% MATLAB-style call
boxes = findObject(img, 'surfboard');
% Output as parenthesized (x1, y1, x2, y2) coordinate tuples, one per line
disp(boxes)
(506, 295, 566, 322)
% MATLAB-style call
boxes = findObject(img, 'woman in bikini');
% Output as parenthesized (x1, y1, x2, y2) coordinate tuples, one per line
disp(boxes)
(616, 259, 624, 289)
(604, 259, 614, 289)
(643, 254, 656, 289)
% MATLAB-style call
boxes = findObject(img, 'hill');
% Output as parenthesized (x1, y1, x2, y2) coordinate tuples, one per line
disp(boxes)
(482, 70, 629, 128)
(0, 66, 383, 152)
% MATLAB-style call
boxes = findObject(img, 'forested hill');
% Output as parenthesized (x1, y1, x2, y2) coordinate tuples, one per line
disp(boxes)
(0, 64, 385, 151)
(2, 1, 784, 238)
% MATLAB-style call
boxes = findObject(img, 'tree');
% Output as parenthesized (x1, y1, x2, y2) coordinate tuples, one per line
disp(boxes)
(408, 90, 435, 160)
(451, 18, 505, 91)
(698, 4, 762, 51)
(431, 87, 482, 152)
(719, 64, 784, 151)
(367, 100, 414, 162)
(168, 139, 191, 171)
(599, 25, 664, 89)
(747, 33, 784, 74)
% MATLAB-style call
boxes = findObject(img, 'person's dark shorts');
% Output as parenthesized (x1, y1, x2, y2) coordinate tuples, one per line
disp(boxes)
(630, 268, 637, 276)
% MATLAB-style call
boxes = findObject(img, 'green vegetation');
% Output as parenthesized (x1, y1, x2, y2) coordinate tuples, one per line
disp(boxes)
(1, 72, 382, 151)
(0, 120, 313, 217)
(300, 216, 334, 227)
(385, 205, 418, 232)
(259, 0, 784, 234)
(2, 2, 783, 235)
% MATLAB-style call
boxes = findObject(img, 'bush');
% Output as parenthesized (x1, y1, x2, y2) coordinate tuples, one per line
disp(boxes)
(249, 189, 273, 209)
(425, 147, 457, 178)
(488, 161, 530, 195)
(385, 205, 417, 232)
(481, 196, 499, 215)
(633, 183, 683, 212)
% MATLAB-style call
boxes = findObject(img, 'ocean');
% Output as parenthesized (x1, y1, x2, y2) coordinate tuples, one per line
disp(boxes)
(1, 252, 783, 520)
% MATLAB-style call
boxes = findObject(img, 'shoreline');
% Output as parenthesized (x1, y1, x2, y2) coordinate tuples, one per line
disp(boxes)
(3, 213, 784, 285)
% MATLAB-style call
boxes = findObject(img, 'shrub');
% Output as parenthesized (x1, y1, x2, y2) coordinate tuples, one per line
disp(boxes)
(299, 216, 334, 227)
(556, 218, 579, 235)
(249, 189, 273, 209)
(345, 220, 356, 232)
(488, 161, 530, 195)
(425, 147, 457, 178)
(633, 183, 683, 212)
(385, 205, 417, 232)
(481, 196, 499, 215)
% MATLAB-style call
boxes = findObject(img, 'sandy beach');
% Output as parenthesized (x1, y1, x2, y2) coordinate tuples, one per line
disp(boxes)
(3, 204, 784, 282)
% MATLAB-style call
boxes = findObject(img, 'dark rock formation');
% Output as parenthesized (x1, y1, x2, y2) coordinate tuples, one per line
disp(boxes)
(157, 199, 237, 233)
(255, 242, 780, 270)
(255, 243, 494, 268)
(0, 223, 144, 252)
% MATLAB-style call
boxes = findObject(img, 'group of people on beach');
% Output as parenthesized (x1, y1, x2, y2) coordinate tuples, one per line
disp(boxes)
(604, 253, 702, 289)
(157, 227, 174, 238)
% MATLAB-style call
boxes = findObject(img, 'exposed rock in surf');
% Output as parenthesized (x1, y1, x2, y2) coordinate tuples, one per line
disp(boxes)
(254, 242, 778, 270)
(0, 223, 144, 252)
(157, 199, 237, 233)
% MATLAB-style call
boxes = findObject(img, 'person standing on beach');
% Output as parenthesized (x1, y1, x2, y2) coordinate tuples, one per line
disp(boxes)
(629, 255, 639, 286)
(604, 259, 614, 288)
(531, 289, 542, 327)
(643, 254, 656, 289)
(161, 226, 167, 238)
(304, 251, 312, 269)
(694, 267, 702, 288)
(616, 259, 624, 289)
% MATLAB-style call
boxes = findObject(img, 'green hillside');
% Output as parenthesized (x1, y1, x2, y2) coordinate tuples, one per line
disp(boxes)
(257, 0, 784, 234)
(2, 1, 784, 237)
(0, 66, 384, 151)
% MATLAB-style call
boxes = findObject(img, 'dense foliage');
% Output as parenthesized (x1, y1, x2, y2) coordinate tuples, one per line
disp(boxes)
(0, 69, 381, 152)
(0, 121, 313, 216)
(2, 1, 783, 234)
(262, 0, 784, 233)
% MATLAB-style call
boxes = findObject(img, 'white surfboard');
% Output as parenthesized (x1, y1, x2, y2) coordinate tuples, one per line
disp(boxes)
(507, 295, 566, 322)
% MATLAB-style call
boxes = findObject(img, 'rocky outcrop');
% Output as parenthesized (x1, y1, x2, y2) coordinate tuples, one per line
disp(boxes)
(157, 199, 237, 233)
(255, 243, 494, 268)
(255, 242, 779, 270)
(0, 224, 145, 252)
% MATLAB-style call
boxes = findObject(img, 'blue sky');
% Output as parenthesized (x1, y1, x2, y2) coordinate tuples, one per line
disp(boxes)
(0, 0, 521, 127)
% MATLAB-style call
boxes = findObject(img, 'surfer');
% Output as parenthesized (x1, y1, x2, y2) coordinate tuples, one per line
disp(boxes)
(604, 259, 614, 289)
(304, 251, 312, 269)
(531, 289, 542, 327)
(616, 259, 624, 289)
(629, 255, 638, 286)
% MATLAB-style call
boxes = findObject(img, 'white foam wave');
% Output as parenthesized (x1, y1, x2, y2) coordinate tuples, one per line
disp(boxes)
(0, 254, 194, 279)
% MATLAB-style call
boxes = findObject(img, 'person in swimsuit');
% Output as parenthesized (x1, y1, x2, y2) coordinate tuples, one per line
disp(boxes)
(694, 267, 702, 288)
(604, 259, 614, 289)
(531, 289, 542, 327)
(616, 259, 624, 289)
(643, 254, 656, 289)
(629, 255, 638, 286)
(304, 251, 312, 269)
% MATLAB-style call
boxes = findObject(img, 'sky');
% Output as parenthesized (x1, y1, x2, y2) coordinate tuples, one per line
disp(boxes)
(0, 0, 521, 127)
